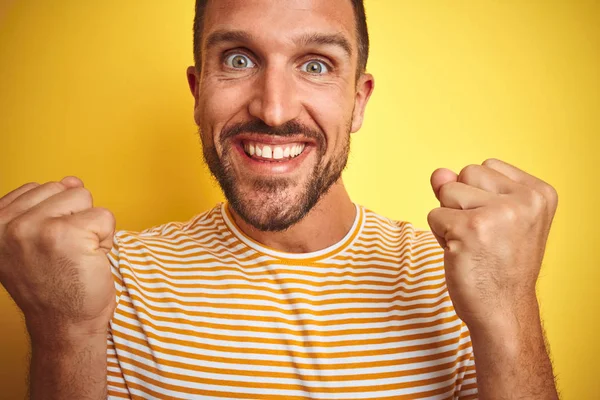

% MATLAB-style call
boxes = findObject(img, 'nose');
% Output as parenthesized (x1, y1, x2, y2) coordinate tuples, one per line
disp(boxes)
(248, 64, 302, 127)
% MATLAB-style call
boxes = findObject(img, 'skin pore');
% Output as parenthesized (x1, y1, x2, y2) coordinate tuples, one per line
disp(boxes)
(187, 0, 374, 253)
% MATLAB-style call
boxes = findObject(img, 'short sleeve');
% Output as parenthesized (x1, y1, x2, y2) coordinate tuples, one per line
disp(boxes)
(107, 327, 130, 399)
(106, 233, 124, 307)
(456, 322, 478, 399)
(457, 352, 478, 399)
(106, 234, 130, 398)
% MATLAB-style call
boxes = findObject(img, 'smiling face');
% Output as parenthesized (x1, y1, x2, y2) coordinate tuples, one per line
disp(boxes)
(188, 0, 374, 231)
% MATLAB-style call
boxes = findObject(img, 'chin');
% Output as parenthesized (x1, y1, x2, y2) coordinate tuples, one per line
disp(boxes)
(227, 179, 316, 232)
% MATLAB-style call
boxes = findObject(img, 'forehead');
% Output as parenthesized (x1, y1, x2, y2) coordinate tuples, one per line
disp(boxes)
(202, 0, 356, 50)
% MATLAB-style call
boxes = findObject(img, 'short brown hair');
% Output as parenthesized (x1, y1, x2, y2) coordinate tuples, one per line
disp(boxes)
(193, 0, 369, 75)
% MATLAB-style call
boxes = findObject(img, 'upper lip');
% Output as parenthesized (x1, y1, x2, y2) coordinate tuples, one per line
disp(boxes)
(232, 133, 317, 146)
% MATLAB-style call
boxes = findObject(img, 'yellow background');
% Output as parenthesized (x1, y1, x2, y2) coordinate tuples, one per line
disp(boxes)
(0, 0, 598, 398)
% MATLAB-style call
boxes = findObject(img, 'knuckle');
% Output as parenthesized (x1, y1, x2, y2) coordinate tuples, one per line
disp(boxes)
(5, 218, 31, 240)
(482, 158, 499, 167)
(438, 182, 451, 201)
(498, 202, 518, 223)
(458, 164, 480, 183)
(445, 239, 460, 254)
(468, 211, 489, 233)
(96, 207, 116, 225)
(439, 182, 466, 209)
(543, 184, 559, 207)
(427, 208, 442, 225)
(39, 219, 66, 245)
(426, 208, 437, 222)
(446, 224, 461, 239)
(73, 187, 93, 206)
(42, 181, 67, 193)
(23, 182, 41, 189)
(527, 189, 547, 212)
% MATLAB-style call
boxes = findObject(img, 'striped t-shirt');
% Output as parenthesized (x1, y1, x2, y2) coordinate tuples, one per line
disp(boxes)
(106, 203, 478, 399)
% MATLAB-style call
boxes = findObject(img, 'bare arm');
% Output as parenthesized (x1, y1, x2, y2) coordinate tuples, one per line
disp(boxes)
(469, 299, 558, 399)
(29, 328, 108, 400)
(427, 159, 561, 399)
(0, 178, 116, 400)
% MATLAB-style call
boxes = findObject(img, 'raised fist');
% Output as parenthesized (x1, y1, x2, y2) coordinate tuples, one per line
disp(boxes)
(0, 177, 116, 342)
(427, 159, 558, 330)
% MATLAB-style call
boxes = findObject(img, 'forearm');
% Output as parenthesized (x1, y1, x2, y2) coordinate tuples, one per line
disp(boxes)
(469, 300, 558, 399)
(29, 330, 108, 400)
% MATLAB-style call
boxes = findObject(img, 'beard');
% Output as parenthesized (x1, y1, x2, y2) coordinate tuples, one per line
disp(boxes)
(200, 119, 351, 232)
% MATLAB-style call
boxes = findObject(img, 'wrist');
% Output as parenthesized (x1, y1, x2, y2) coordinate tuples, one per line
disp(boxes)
(464, 294, 558, 399)
(28, 322, 109, 400)
(466, 291, 540, 330)
(27, 320, 108, 352)
(467, 297, 543, 353)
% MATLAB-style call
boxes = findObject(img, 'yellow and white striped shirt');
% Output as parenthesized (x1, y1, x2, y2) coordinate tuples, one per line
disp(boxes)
(106, 203, 478, 399)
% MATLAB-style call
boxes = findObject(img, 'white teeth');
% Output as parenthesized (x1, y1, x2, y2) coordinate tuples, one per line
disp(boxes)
(244, 142, 306, 159)
(262, 145, 272, 158)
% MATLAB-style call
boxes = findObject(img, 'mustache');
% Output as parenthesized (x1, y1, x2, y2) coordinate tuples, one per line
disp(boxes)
(220, 119, 325, 145)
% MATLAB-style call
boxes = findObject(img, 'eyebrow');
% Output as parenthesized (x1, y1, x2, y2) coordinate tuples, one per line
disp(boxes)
(205, 30, 254, 51)
(294, 33, 353, 59)
(205, 29, 353, 59)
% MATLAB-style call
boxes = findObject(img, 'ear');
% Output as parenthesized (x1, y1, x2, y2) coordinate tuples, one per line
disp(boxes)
(350, 72, 375, 133)
(186, 66, 200, 108)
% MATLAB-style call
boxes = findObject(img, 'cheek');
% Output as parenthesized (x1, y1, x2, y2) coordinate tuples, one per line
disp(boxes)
(198, 83, 248, 128)
(197, 79, 253, 155)
(299, 84, 355, 153)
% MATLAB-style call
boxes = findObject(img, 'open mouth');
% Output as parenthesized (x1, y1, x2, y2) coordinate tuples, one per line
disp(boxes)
(241, 140, 308, 162)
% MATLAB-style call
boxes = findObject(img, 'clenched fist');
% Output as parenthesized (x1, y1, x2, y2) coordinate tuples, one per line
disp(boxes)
(0, 177, 116, 343)
(427, 158, 558, 330)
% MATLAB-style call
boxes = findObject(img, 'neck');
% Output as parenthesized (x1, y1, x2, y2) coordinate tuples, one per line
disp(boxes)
(228, 180, 356, 253)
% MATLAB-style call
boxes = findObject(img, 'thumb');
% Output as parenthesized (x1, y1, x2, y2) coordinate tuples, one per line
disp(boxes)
(430, 168, 458, 202)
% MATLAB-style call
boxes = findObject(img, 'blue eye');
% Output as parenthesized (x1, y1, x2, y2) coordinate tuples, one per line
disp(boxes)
(224, 54, 255, 69)
(301, 60, 329, 74)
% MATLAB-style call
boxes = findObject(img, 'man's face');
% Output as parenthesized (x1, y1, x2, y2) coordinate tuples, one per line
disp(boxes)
(188, 0, 373, 231)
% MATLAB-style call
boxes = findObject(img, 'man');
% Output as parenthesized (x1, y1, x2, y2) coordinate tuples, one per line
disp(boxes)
(0, 0, 559, 399)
